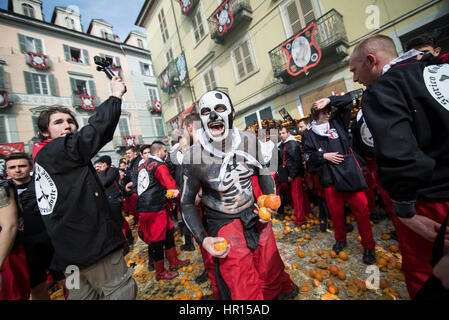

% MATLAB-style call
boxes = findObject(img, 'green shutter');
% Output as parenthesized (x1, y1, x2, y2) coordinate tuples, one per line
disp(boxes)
(88, 80, 96, 97)
(24, 71, 34, 94)
(140, 62, 145, 75)
(70, 77, 77, 95)
(63, 45, 71, 61)
(0, 66, 5, 89)
(18, 34, 26, 52)
(115, 56, 121, 66)
(83, 49, 90, 65)
(35, 38, 43, 54)
(48, 74, 57, 96)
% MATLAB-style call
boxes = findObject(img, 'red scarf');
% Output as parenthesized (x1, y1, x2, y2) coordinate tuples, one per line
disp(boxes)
(32, 139, 51, 162)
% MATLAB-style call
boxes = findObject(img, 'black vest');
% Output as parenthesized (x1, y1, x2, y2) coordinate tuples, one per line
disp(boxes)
(137, 159, 167, 213)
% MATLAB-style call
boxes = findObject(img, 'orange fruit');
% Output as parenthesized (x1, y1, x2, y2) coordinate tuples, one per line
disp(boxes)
(258, 207, 271, 221)
(312, 279, 320, 287)
(328, 285, 339, 295)
(325, 280, 335, 288)
(300, 286, 310, 293)
(214, 239, 228, 251)
(297, 250, 306, 258)
(338, 251, 348, 261)
(304, 234, 311, 240)
(379, 279, 389, 289)
(257, 195, 267, 208)
(389, 245, 399, 253)
(166, 190, 174, 198)
(337, 270, 346, 281)
(330, 250, 337, 258)
(329, 265, 340, 276)
(195, 290, 203, 300)
(264, 194, 281, 210)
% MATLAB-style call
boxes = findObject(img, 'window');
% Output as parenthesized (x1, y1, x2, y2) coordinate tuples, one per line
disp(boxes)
(283, 0, 316, 36)
(118, 117, 131, 137)
(137, 39, 144, 49)
(165, 48, 174, 63)
(70, 77, 96, 97)
(140, 62, 152, 76)
(244, 106, 273, 128)
(22, 4, 35, 18)
(0, 116, 10, 144)
(202, 67, 216, 92)
(63, 45, 89, 64)
(175, 93, 184, 114)
(65, 17, 75, 29)
(158, 8, 169, 43)
(147, 85, 158, 102)
(32, 74, 49, 95)
(231, 38, 257, 82)
(154, 118, 164, 137)
(18, 34, 43, 54)
(192, 8, 206, 45)
(101, 30, 114, 41)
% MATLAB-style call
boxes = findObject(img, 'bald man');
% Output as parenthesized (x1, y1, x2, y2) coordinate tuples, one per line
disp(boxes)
(349, 35, 449, 299)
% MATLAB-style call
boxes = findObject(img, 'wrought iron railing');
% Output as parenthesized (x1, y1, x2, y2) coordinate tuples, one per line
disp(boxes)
(208, 0, 252, 43)
(269, 9, 348, 77)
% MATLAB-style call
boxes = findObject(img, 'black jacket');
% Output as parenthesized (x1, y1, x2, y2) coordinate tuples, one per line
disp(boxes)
(362, 54, 449, 215)
(303, 105, 367, 193)
(33, 96, 125, 272)
(126, 155, 142, 194)
(277, 137, 304, 183)
(98, 167, 122, 204)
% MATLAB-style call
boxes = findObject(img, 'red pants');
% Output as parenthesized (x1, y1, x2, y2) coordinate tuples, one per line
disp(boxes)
(124, 193, 139, 224)
(311, 174, 325, 198)
(122, 219, 131, 239)
(138, 210, 174, 244)
(324, 186, 375, 249)
(279, 177, 308, 225)
(391, 199, 449, 299)
(364, 158, 394, 213)
(0, 244, 31, 300)
(216, 219, 295, 300)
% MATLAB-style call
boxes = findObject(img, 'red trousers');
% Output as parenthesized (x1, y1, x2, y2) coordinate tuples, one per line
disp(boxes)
(324, 186, 376, 249)
(137, 209, 174, 244)
(124, 193, 139, 224)
(0, 244, 31, 300)
(216, 219, 295, 300)
(364, 158, 394, 213)
(278, 177, 308, 225)
(391, 199, 449, 299)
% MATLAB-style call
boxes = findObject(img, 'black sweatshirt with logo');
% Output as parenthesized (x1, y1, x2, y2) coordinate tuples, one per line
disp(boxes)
(362, 54, 449, 217)
(33, 96, 125, 272)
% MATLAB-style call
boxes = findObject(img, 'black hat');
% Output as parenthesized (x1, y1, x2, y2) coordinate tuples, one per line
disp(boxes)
(98, 155, 111, 167)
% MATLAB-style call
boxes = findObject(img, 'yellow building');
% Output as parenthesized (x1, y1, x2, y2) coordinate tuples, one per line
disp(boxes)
(136, 0, 448, 136)
(0, 0, 167, 169)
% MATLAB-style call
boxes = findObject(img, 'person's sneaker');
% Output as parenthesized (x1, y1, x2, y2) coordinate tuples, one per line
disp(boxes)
(319, 220, 327, 232)
(194, 270, 209, 284)
(181, 243, 195, 251)
(345, 223, 354, 233)
(363, 249, 376, 265)
(332, 241, 347, 254)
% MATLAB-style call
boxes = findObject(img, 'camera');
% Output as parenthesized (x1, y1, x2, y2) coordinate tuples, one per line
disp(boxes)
(94, 56, 115, 79)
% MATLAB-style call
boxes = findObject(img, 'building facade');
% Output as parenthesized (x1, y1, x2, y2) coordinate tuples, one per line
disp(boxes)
(0, 0, 167, 171)
(135, 0, 448, 135)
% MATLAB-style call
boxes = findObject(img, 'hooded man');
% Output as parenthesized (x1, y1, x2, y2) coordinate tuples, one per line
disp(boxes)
(180, 90, 296, 300)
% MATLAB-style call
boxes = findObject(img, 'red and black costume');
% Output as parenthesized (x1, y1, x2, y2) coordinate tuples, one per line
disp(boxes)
(124, 154, 142, 225)
(137, 156, 189, 280)
(277, 135, 309, 225)
(0, 180, 30, 300)
(362, 52, 449, 298)
(302, 101, 376, 262)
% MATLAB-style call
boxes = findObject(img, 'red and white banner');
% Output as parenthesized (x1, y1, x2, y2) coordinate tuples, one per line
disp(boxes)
(153, 100, 162, 112)
(26, 52, 50, 70)
(122, 136, 136, 148)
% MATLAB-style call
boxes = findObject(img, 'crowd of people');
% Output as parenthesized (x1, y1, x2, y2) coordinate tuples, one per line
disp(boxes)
(0, 33, 448, 300)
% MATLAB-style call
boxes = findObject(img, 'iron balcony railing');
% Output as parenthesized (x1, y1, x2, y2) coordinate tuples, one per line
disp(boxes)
(208, 0, 252, 44)
(269, 9, 349, 78)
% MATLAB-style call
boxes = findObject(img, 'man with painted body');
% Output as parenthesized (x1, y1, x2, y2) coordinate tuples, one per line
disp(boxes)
(181, 90, 296, 300)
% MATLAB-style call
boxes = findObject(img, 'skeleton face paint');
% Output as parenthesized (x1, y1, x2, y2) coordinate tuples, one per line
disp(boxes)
(198, 90, 234, 142)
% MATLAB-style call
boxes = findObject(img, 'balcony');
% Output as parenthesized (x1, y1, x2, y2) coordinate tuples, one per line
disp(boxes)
(268, 9, 349, 84)
(72, 93, 100, 111)
(208, 0, 252, 44)
(112, 135, 144, 149)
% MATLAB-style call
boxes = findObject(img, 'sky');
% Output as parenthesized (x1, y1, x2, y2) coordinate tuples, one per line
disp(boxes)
(0, 0, 147, 41)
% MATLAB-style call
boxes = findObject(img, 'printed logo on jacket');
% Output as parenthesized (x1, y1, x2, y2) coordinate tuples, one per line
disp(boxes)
(34, 163, 58, 215)
(423, 64, 449, 111)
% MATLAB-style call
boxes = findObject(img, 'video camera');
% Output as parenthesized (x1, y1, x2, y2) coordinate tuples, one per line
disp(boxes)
(94, 56, 115, 79)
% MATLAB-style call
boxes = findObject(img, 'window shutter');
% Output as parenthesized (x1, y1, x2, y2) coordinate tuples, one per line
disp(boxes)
(63, 44, 71, 61)
(48, 74, 57, 96)
(300, 0, 315, 25)
(70, 77, 77, 95)
(140, 62, 145, 75)
(24, 71, 34, 94)
(35, 38, 43, 54)
(88, 80, 97, 97)
(115, 56, 121, 66)
(286, 1, 302, 35)
(241, 41, 254, 74)
(209, 69, 216, 89)
(18, 34, 26, 52)
(83, 49, 90, 65)
(234, 47, 245, 79)
(0, 66, 5, 89)
(204, 72, 210, 91)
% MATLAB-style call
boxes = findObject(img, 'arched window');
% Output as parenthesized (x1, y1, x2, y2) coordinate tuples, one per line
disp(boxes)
(22, 3, 35, 18)
(65, 17, 75, 29)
